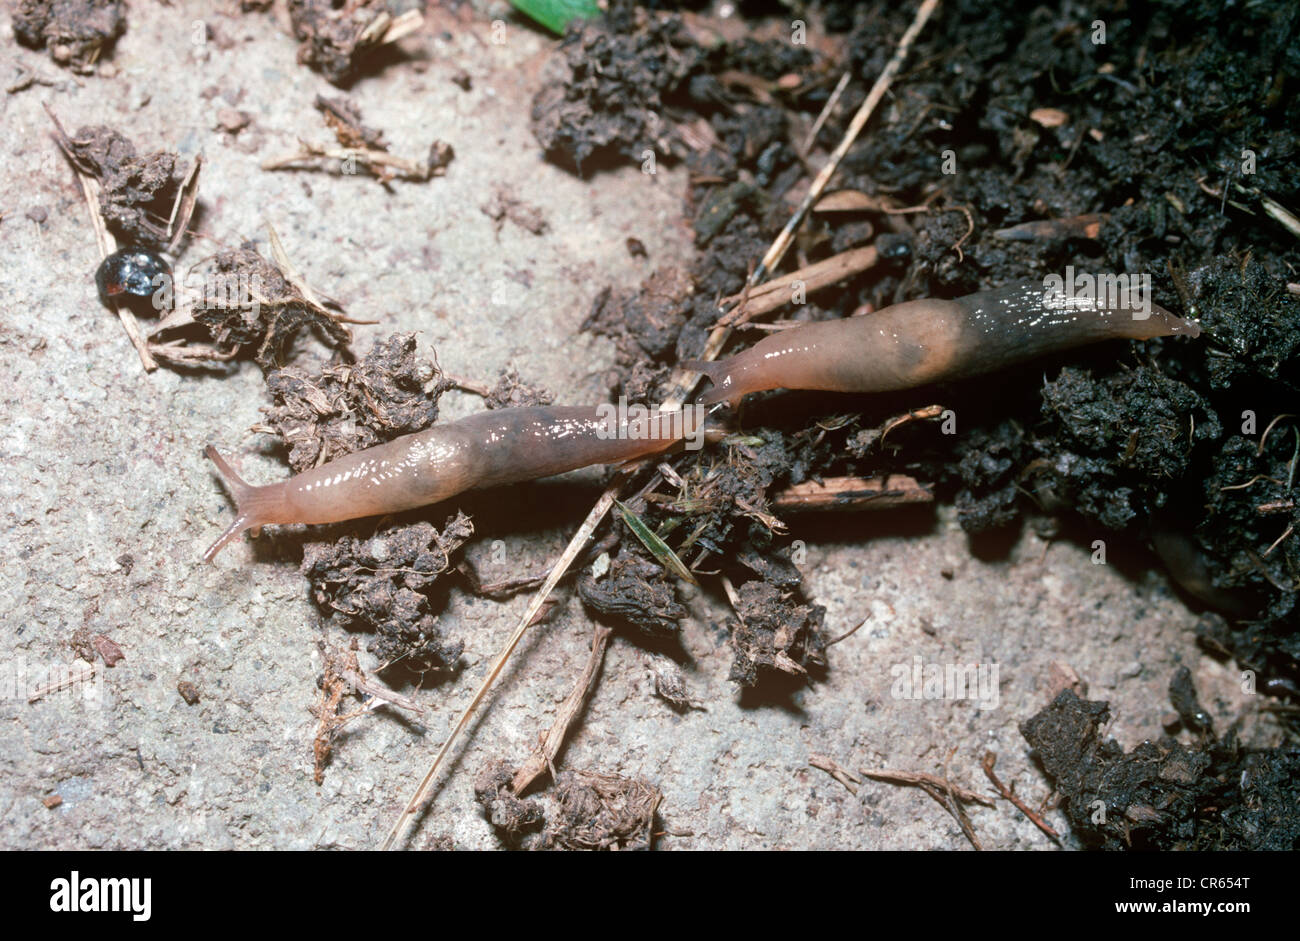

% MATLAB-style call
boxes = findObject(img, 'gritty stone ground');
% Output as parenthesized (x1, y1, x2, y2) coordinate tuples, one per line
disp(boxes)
(0, 2, 1266, 850)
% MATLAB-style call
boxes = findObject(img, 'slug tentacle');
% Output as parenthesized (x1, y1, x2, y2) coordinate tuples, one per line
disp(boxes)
(202, 446, 286, 563)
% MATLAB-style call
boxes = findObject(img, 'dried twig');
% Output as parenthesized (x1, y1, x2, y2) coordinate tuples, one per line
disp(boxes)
(860, 766, 994, 807)
(751, 0, 940, 283)
(262, 141, 447, 181)
(823, 614, 871, 648)
(981, 752, 1060, 843)
(456, 561, 547, 598)
(770, 475, 932, 512)
(809, 753, 861, 795)
(879, 404, 946, 448)
(718, 246, 879, 326)
(800, 70, 852, 154)
(862, 763, 992, 850)
(165, 154, 202, 257)
(941, 747, 981, 849)
(994, 213, 1107, 242)
(28, 662, 97, 703)
(361, 9, 424, 46)
(340, 669, 425, 716)
(380, 485, 624, 850)
(511, 626, 613, 795)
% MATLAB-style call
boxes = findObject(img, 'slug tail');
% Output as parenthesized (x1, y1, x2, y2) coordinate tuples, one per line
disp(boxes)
(202, 446, 282, 563)
(1152, 302, 1201, 338)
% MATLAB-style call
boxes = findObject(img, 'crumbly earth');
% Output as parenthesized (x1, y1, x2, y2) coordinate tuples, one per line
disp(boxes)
(0, 1, 1289, 850)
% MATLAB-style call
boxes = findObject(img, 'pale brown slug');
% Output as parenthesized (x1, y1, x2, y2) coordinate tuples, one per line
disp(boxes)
(687, 279, 1200, 407)
(205, 281, 1199, 562)
(204, 404, 703, 561)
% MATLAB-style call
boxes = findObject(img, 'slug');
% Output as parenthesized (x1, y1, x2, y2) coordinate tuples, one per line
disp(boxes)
(687, 279, 1200, 407)
(204, 404, 703, 561)
(1150, 521, 1263, 620)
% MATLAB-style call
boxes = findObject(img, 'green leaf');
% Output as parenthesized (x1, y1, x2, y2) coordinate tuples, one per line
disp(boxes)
(509, 0, 602, 35)
(614, 499, 698, 585)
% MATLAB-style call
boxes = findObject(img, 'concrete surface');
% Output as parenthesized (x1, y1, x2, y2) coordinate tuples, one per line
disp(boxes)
(0, 2, 1264, 850)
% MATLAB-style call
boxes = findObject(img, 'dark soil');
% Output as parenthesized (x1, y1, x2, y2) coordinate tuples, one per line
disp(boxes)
(527, 0, 1300, 848)
(1021, 678, 1300, 850)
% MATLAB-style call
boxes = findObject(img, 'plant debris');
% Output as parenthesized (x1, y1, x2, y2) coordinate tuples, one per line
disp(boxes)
(55, 125, 185, 249)
(547, 770, 661, 850)
(578, 544, 688, 639)
(480, 186, 549, 236)
(649, 656, 702, 711)
(311, 640, 363, 784)
(263, 93, 455, 183)
(511, 626, 612, 795)
(316, 94, 386, 150)
(183, 244, 354, 369)
(473, 761, 545, 847)
(726, 580, 826, 687)
(14, 0, 125, 73)
(475, 763, 661, 850)
(481, 367, 555, 410)
(312, 639, 428, 783)
(301, 511, 472, 675)
(287, 0, 424, 86)
(258, 333, 448, 471)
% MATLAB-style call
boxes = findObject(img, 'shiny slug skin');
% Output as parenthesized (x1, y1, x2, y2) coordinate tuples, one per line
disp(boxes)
(204, 404, 702, 561)
(689, 279, 1200, 407)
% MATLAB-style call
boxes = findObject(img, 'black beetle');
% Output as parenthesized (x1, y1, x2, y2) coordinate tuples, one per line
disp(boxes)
(95, 248, 171, 313)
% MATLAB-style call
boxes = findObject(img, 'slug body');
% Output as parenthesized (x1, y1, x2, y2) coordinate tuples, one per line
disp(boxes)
(1150, 522, 1262, 620)
(690, 280, 1200, 407)
(204, 404, 701, 561)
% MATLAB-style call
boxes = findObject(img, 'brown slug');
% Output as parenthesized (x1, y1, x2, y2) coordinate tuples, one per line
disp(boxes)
(204, 404, 704, 561)
(687, 279, 1200, 407)
(1150, 522, 1263, 620)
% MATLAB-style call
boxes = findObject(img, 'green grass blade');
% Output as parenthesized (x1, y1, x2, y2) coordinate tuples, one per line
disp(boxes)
(614, 499, 698, 585)
(510, 0, 602, 35)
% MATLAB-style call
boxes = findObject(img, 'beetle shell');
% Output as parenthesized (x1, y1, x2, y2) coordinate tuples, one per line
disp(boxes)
(95, 248, 170, 311)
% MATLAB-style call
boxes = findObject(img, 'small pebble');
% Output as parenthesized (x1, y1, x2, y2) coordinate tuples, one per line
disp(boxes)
(217, 108, 250, 133)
